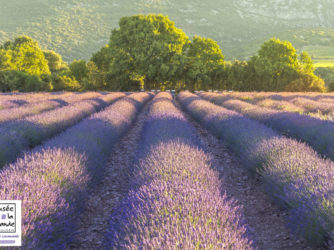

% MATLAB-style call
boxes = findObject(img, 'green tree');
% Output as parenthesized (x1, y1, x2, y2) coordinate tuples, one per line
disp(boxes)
(0, 49, 12, 70)
(91, 45, 113, 72)
(226, 61, 247, 91)
(285, 73, 326, 92)
(299, 51, 314, 74)
(184, 36, 225, 91)
(51, 74, 80, 91)
(43, 50, 67, 72)
(4, 36, 50, 75)
(24, 74, 53, 92)
(328, 81, 334, 92)
(252, 38, 300, 91)
(315, 67, 334, 89)
(108, 14, 189, 90)
(69, 60, 88, 82)
(82, 61, 105, 90)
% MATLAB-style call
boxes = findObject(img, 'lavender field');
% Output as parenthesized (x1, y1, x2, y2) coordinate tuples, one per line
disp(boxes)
(0, 91, 334, 249)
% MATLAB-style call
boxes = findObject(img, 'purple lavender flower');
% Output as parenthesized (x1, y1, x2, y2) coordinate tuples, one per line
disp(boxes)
(201, 93, 334, 162)
(178, 91, 334, 246)
(0, 93, 125, 167)
(105, 92, 253, 249)
(0, 92, 152, 249)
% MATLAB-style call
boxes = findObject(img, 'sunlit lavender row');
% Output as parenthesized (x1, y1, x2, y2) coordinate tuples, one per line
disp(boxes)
(206, 91, 334, 103)
(201, 93, 334, 162)
(178, 91, 334, 246)
(105, 92, 253, 249)
(0, 92, 125, 167)
(289, 97, 334, 115)
(0, 92, 152, 248)
(202, 92, 334, 118)
(0, 91, 103, 124)
(0, 92, 75, 110)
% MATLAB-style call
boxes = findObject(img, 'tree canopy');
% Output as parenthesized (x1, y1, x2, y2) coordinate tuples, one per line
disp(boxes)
(184, 36, 225, 90)
(2, 36, 50, 75)
(225, 38, 326, 92)
(0, 17, 328, 93)
(108, 14, 190, 90)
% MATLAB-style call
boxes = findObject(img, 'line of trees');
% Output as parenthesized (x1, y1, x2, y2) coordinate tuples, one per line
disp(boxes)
(0, 14, 329, 92)
(0, 36, 103, 92)
(225, 39, 325, 92)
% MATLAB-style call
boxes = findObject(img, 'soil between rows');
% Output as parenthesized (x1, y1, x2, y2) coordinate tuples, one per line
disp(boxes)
(67, 100, 152, 249)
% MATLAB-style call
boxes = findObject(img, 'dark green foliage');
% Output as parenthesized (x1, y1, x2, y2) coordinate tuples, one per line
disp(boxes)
(226, 38, 326, 92)
(91, 45, 113, 72)
(315, 67, 334, 91)
(251, 38, 300, 91)
(51, 74, 80, 91)
(0, 70, 52, 92)
(329, 81, 334, 92)
(69, 60, 88, 82)
(0, 70, 28, 92)
(184, 36, 225, 90)
(108, 14, 189, 90)
(43, 50, 67, 72)
(92, 14, 226, 91)
(225, 60, 257, 91)
(284, 73, 326, 92)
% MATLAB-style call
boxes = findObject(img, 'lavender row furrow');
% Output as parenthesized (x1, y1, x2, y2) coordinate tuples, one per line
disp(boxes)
(178, 92, 334, 246)
(0, 92, 152, 249)
(0, 92, 125, 167)
(201, 92, 334, 162)
(105, 92, 253, 249)
(0, 92, 103, 124)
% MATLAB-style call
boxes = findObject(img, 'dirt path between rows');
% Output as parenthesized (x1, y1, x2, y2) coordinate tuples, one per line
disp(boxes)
(67, 101, 151, 250)
(176, 100, 316, 250)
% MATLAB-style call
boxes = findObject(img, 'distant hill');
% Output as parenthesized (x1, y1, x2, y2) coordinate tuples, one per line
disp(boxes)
(1, 0, 334, 62)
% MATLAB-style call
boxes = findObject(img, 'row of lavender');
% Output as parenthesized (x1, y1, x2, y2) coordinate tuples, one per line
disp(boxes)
(105, 92, 253, 249)
(0, 92, 152, 248)
(0, 92, 126, 168)
(201, 92, 334, 162)
(207, 92, 334, 114)
(0, 92, 104, 124)
(179, 92, 334, 246)
(222, 92, 334, 118)
(216, 91, 334, 102)
(0, 92, 75, 110)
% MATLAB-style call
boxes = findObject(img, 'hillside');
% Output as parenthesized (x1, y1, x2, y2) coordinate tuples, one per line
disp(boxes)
(1, 0, 334, 62)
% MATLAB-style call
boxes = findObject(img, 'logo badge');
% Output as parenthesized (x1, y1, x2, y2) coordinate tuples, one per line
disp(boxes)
(0, 201, 21, 246)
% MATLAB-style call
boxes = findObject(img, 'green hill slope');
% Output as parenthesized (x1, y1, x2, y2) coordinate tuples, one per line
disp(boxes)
(1, 0, 334, 62)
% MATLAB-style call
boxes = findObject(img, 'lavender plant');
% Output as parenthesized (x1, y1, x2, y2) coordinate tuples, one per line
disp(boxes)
(105, 92, 253, 249)
(178, 92, 334, 246)
(0, 92, 125, 167)
(0, 92, 74, 110)
(0, 92, 103, 124)
(0, 92, 152, 249)
(289, 97, 334, 116)
(201, 93, 334, 162)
